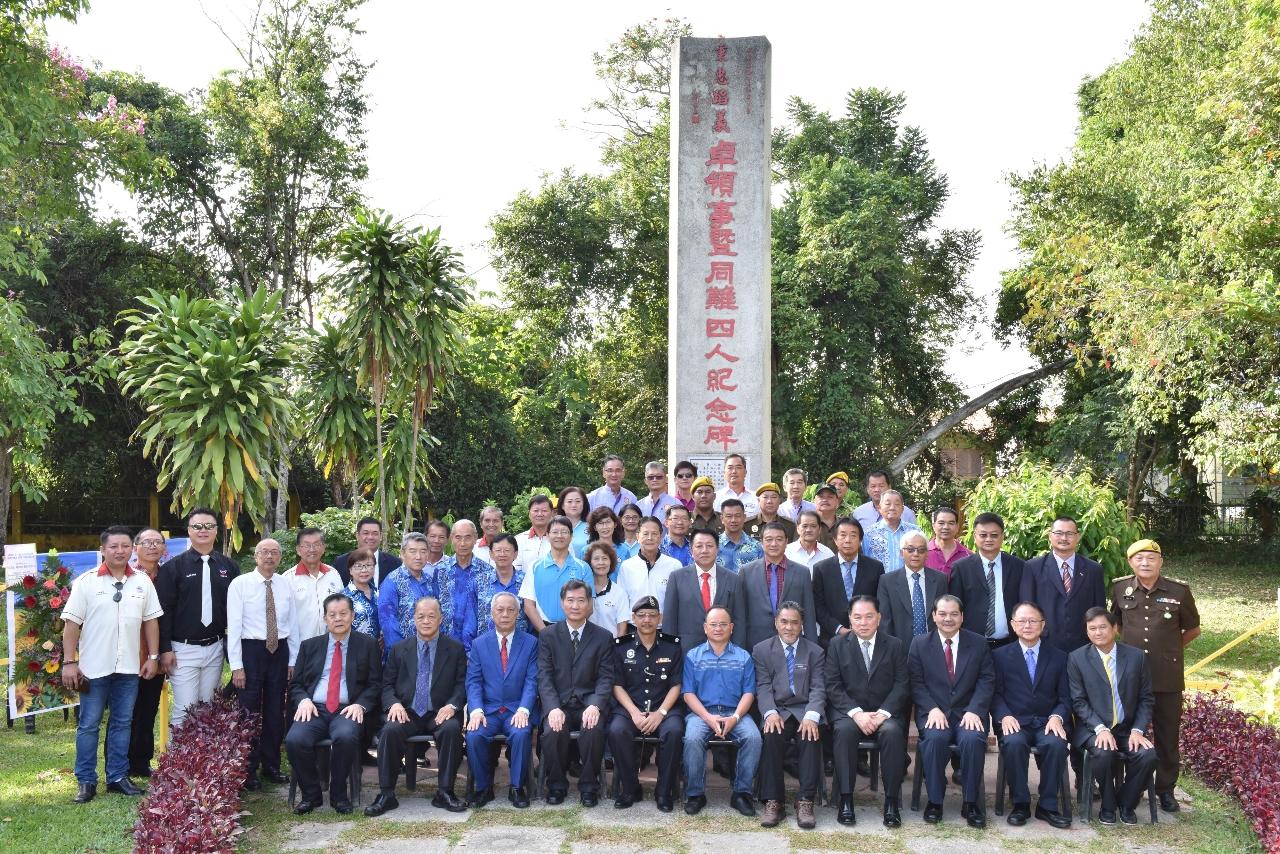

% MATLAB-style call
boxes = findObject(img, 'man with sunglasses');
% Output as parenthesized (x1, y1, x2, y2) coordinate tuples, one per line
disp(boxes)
(155, 507, 242, 730)
(62, 526, 163, 803)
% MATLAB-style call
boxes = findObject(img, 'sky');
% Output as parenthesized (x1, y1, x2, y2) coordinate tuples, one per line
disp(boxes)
(50, 0, 1154, 394)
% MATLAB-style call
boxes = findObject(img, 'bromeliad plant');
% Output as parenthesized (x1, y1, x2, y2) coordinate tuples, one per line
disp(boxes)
(117, 288, 295, 552)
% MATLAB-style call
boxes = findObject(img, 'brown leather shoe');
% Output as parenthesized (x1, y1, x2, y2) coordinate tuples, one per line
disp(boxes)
(760, 799, 784, 827)
(796, 799, 816, 829)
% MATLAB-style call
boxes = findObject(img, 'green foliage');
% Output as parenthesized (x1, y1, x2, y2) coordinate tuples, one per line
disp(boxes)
(117, 289, 295, 551)
(963, 459, 1144, 584)
(1002, 0, 1280, 474)
(238, 499, 401, 573)
(296, 321, 370, 495)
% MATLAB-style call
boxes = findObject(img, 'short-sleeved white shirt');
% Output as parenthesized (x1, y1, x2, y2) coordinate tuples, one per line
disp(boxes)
(62, 565, 163, 680)
(616, 552, 682, 614)
(588, 579, 631, 636)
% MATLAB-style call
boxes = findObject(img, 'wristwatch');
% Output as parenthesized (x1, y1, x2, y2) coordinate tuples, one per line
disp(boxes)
(148, 654, 160, 661)
(658, 708, 668, 717)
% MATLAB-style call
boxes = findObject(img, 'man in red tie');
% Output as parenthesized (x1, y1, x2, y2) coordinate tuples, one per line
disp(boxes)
(286, 593, 381, 815)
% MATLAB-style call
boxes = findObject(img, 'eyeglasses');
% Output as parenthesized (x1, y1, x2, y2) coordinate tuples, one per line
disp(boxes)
(675, 472, 695, 479)
(350, 562, 375, 571)
(645, 474, 665, 480)
(189, 523, 217, 531)
(1050, 530, 1079, 537)
(112, 581, 124, 603)
(1012, 618, 1043, 625)
(256, 547, 281, 555)
(902, 546, 927, 554)
(136, 539, 165, 547)
(705, 622, 731, 630)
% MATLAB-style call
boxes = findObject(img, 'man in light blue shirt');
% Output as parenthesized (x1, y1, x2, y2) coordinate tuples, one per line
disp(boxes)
(587, 454, 638, 514)
(865, 490, 922, 574)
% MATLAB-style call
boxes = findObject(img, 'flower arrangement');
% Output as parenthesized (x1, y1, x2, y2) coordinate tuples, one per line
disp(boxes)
(11, 549, 78, 714)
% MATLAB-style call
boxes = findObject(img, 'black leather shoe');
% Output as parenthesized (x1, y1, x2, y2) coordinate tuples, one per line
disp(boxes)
(509, 786, 530, 808)
(293, 798, 321, 815)
(1159, 792, 1180, 813)
(72, 783, 96, 804)
(1097, 808, 1117, 825)
(684, 794, 707, 815)
(470, 788, 494, 808)
(546, 789, 566, 805)
(580, 791, 599, 808)
(242, 776, 262, 792)
(1035, 805, 1072, 828)
(364, 793, 399, 816)
(1007, 803, 1030, 825)
(837, 795, 856, 825)
(656, 797, 674, 813)
(883, 799, 902, 828)
(923, 802, 943, 823)
(432, 790, 468, 812)
(333, 800, 353, 814)
(1119, 806, 1138, 825)
(730, 792, 755, 817)
(965, 804, 986, 829)
(262, 769, 290, 785)
(613, 794, 635, 809)
(107, 778, 144, 796)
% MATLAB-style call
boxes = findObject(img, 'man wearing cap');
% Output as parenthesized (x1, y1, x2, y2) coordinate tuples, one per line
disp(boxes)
(714, 453, 760, 518)
(826, 471, 853, 507)
(689, 476, 723, 536)
(607, 596, 685, 810)
(1110, 539, 1199, 813)
(746, 483, 796, 543)
(812, 484, 841, 550)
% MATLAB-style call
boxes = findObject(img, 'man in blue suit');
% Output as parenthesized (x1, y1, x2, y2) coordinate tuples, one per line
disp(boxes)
(908, 594, 995, 828)
(1019, 516, 1106, 653)
(992, 601, 1072, 829)
(465, 592, 538, 808)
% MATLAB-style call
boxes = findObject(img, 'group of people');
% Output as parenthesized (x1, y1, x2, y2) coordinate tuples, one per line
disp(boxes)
(61, 454, 1200, 834)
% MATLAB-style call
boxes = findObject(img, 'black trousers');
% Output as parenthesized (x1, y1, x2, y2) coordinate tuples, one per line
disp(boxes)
(376, 709, 463, 794)
(1152, 691, 1182, 794)
(1000, 727, 1069, 813)
(285, 708, 361, 804)
(760, 715, 823, 802)
(833, 715, 906, 799)
(237, 639, 289, 775)
(541, 705, 606, 795)
(126, 672, 165, 775)
(606, 710, 684, 801)
(1083, 729, 1158, 812)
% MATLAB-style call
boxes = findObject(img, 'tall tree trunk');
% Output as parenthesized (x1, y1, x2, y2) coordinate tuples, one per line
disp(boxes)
(375, 400, 388, 543)
(274, 450, 291, 531)
(0, 446, 13, 562)
(403, 424, 419, 533)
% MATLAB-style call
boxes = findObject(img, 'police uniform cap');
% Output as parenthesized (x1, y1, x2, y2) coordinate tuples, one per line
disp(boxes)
(631, 595, 661, 613)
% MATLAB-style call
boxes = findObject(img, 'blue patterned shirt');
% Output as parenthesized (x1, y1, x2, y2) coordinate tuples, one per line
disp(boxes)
(683, 641, 755, 711)
(716, 531, 763, 574)
(661, 535, 692, 567)
(474, 564, 529, 637)
(615, 540, 641, 562)
(865, 519, 923, 574)
(437, 555, 483, 650)
(343, 581, 380, 642)
(378, 566, 437, 655)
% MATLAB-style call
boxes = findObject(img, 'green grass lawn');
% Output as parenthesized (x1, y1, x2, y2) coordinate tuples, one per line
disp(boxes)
(1, 550, 1275, 853)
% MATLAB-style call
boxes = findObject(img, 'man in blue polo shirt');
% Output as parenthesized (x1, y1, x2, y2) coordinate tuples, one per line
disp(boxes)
(518, 516, 591, 632)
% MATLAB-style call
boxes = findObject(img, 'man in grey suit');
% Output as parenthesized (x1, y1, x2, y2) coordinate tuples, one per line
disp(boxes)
(662, 529, 741, 650)
(735, 522, 816, 651)
(537, 580, 615, 806)
(1067, 607, 1157, 826)
(753, 602, 825, 830)
(876, 530, 946, 647)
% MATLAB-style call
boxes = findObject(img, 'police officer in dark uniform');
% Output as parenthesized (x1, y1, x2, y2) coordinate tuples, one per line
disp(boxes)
(745, 483, 797, 543)
(606, 596, 684, 811)
(1110, 538, 1200, 813)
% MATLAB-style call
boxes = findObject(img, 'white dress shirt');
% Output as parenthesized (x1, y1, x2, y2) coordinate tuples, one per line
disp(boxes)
(227, 570, 300, 668)
(785, 540, 834, 573)
(713, 486, 760, 518)
(848, 634, 893, 719)
(287, 563, 344, 643)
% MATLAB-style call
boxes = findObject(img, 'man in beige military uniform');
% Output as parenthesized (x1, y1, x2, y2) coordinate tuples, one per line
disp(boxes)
(1110, 538, 1200, 813)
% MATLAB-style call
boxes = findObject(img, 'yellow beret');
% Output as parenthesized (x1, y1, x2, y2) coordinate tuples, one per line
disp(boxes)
(1126, 538, 1162, 558)
(826, 471, 851, 485)
(755, 482, 781, 496)
(690, 476, 715, 493)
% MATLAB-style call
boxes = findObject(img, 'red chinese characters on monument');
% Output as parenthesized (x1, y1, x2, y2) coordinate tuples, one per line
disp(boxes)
(702, 41, 741, 451)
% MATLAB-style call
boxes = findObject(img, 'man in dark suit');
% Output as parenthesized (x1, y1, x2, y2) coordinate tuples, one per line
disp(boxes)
(662, 529, 741, 650)
(908, 594, 995, 828)
(876, 530, 946, 647)
(363, 597, 468, 817)
(1068, 607, 1157, 825)
(753, 602, 826, 830)
(464, 592, 538, 809)
(949, 512, 1024, 649)
(812, 518, 884, 644)
(537, 579, 615, 806)
(992, 601, 1072, 828)
(826, 595, 910, 827)
(1020, 516, 1106, 653)
(285, 593, 382, 814)
(736, 523, 816, 650)
(334, 516, 402, 587)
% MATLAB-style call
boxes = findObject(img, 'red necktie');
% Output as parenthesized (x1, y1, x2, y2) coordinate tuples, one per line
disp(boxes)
(326, 641, 343, 712)
(500, 635, 509, 672)
(944, 638, 955, 683)
(1061, 560, 1073, 595)
(700, 572, 711, 610)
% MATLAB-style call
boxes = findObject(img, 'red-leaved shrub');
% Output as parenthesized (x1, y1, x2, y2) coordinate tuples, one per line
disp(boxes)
(1181, 692, 1280, 853)
(133, 696, 260, 853)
